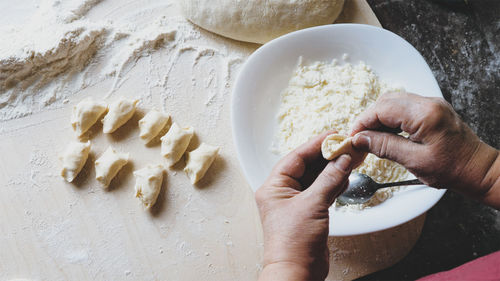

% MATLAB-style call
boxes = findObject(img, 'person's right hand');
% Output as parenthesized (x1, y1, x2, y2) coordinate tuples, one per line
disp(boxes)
(350, 92, 500, 208)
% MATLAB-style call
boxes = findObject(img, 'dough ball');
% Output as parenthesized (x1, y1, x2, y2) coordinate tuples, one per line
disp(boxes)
(180, 0, 345, 44)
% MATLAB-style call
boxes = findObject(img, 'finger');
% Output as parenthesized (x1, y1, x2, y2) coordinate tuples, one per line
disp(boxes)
(349, 106, 402, 136)
(351, 131, 422, 167)
(305, 154, 352, 204)
(350, 92, 426, 136)
(271, 130, 335, 180)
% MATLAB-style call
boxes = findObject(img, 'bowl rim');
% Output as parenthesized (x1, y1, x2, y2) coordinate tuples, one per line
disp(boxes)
(231, 23, 446, 236)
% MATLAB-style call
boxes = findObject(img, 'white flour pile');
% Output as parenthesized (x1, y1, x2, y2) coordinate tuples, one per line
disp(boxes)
(0, 0, 248, 124)
(275, 58, 411, 209)
(0, 0, 107, 120)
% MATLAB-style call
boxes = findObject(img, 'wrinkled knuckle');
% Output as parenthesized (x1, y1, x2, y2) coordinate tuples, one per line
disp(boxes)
(434, 100, 462, 128)
(373, 101, 390, 117)
(421, 101, 447, 127)
(377, 94, 401, 111)
(373, 134, 392, 159)
(426, 101, 443, 115)
(436, 100, 453, 116)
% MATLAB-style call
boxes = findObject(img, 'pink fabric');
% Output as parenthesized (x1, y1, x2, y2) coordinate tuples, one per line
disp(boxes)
(417, 250, 500, 281)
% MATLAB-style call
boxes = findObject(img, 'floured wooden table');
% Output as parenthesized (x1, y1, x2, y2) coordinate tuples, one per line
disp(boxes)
(0, 1, 423, 280)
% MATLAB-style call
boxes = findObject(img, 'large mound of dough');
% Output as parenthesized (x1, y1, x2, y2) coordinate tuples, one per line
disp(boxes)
(180, 0, 345, 44)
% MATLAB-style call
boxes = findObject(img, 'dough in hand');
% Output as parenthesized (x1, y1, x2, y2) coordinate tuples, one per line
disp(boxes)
(102, 97, 138, 133)
(134, 164, 164, 209)
(138, 109, 170, 144)
(95, 146, 129, 187)
(160, 122, 194, 167)
(184, 143, 219, 184)
(180, 0, 345, 44)
(60, 141, 91, 182)
(321, 134, 367, 168)
(71, 98, 107, 136)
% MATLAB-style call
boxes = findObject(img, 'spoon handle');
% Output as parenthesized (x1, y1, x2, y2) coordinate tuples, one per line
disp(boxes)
(379, 179, 423, 188)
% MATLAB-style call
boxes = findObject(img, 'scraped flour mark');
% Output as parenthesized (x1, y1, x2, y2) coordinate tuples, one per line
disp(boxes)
(103, 19, 177, 97)
(193, 48, 218, 66)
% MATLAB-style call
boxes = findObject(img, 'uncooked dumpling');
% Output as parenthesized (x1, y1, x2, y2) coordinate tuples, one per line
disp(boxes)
(102, 97, 138, 133)
(134, 164, 164, 209)
(180, 0, 345, 44)
(322, 134, 351, 160)
(71, 98, 107, 136)
(184, 143, 219, 185)
(321, 134, 367, 168)
(95, 146, 129, 187)
(138, 109, 170, 144)
(60, 141, 91, 182)
(160, 122, 194, 167)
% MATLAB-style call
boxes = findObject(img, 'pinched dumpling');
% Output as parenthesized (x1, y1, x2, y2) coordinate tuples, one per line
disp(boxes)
(71, 98, 107, 136)
(138, 109, 170, 144)
(160, 122, 194, 167)
(134, 164, 164, 209)
(102, 97, 138, 133)
(184, 143, 219, 184)
(321, 134, 367, 167)
(60, 141, 91, 182)
(321, 134, 350, 160)
(95, 146, 129, 187)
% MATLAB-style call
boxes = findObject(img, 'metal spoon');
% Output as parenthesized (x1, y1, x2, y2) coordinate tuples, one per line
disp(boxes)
(337, 172, 423, 205)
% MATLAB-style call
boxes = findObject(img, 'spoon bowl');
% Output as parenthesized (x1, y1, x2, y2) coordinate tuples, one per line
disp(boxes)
(338, 172, 423, 205)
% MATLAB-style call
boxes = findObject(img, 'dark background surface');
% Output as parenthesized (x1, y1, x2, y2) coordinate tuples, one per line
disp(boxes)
(358, 0, 500, 280)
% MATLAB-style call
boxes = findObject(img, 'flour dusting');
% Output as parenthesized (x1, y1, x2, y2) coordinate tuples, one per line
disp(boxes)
(0, 0, 247, 124)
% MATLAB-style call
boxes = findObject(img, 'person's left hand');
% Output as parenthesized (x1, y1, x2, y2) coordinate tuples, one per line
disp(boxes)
(256, 132, 357, 281)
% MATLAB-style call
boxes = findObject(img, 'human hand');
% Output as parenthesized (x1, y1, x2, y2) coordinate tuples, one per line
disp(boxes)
(256, 132, 361, 281)
(350, 92, 500, 207)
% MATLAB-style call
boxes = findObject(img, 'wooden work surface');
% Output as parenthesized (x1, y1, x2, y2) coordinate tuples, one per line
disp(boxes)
(0, 1, 404, 280)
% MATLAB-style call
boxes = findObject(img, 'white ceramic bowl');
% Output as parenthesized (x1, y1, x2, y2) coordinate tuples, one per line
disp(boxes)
(231, 24, 446, 236)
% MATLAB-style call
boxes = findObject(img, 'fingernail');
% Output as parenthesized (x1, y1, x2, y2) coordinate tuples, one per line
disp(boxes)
(353, 133, 371, 150)
(335, 155, 352, 172)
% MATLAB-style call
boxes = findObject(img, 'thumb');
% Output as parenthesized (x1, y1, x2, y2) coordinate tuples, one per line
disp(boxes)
(352, 131, 421, 167)
(306, 154, 352, 205)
